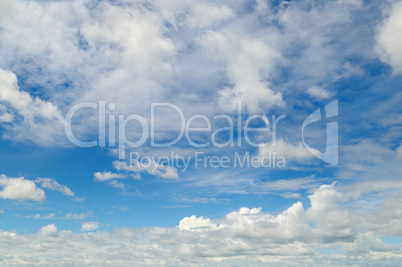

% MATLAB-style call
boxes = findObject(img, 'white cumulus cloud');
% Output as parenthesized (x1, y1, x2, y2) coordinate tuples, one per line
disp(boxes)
(306, 86, 332, 100)
(0, 183, 402, 265)
(0, 174, 45, 201)
(38, 224, 58, 237)
(178, 215, 218, 232)
(0, 69, 64, 143)
(376, 1, 402, 75)
(0, 69, 63, 124)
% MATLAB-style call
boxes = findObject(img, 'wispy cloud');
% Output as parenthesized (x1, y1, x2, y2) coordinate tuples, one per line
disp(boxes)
(65, 212, 93, 220)
(35, 178, 74, 197)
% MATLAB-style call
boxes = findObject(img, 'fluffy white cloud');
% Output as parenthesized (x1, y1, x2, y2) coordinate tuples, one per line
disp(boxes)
(186, 3, 235, 28)
(35, 178, 74, 197)
(199, 30, 284, 114)
(79, 1, 177, 114)
(0, 1, 399, 265)
(178, 215, 218, 232)
(306, 86, 332, 100)
(0, 0, 179, 144)
(0, 175, 45, 201)
(1, 183, 402, 265)
(0, 175, 76, 202)
(0, 69, 63, 123)
(0, 69, 64, 143)
(0, 0, 369, 147)
(38, 224, 58, 237)
(81, 222, 100, 232)
(376, 1, 402, 74)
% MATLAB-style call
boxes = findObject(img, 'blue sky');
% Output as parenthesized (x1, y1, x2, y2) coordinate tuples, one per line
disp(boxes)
(0, 0, 402, 265)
